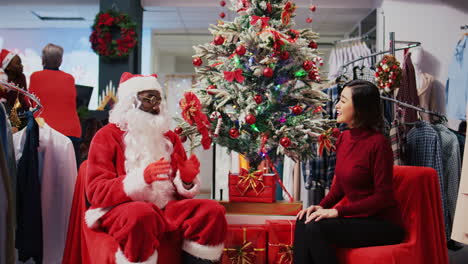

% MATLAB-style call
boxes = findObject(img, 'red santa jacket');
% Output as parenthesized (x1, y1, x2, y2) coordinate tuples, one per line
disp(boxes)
(84, 123, 200, 228)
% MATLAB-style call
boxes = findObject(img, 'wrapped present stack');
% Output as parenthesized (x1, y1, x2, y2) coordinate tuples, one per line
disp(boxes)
(221, 220, 296, 264)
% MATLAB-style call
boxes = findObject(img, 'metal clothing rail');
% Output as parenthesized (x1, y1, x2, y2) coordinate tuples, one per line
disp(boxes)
(334, 35, 370, 44)
(381, 95, 447, 122)
(0, 79, 42, 114)
(339, 32, 421, 74)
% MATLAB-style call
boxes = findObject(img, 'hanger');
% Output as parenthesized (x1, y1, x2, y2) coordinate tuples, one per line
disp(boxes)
(35, 117, 45, 128)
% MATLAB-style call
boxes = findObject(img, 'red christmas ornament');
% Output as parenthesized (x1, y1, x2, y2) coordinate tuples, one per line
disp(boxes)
(220, 0, 226, 7)
(263, 67, 274, 78)
(207, 85, 217, 95)
(309, 5, 317, 12)
(280, 137, 291, 148)
(180, 135, 188, 143)
(303, 61, 313, 71)
(279, 51, 290, 60)
(214, 35, 225, 45)
(245, 114, 256, 124)
(309, 41, 318, 49)
(236, 45, 246, 56)
(192, 57, 203, 67)
(292, 105, 303, 115)
(219, 12, 226, 18)
(229, 128, 240, 139)
(308, 70, 317, 80)
(306, 17, 313, 23)
(174, 127, 183, 135)
(254, 94, 263, 104)
(266, 2, 272, 13)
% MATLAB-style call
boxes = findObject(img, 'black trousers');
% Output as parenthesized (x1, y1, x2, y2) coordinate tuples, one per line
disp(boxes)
(293, 217, 405, 264)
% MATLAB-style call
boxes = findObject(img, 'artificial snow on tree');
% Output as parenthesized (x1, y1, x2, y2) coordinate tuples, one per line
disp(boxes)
(176, 0, 335, 169)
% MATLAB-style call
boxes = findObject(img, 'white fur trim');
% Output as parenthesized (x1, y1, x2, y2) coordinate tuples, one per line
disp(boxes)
(115, 248, 158, 264)
(123, 167, 150, 200)
(173, 172, 200, 199)
(85, 207, 111, 229)
(118, 75, 163, 101)
(1, 52, 15, 69)
(182, 240, 224, 261)
(123, 167, 176, 209)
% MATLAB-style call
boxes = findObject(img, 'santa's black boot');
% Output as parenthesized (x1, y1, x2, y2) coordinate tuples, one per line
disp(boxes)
(182, 251, 219, 264)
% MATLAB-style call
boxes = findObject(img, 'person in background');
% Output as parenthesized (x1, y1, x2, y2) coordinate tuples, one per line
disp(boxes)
(29, 43, 81, 164)
(0, 48, 31, 128)
(293, 80, 405, 264)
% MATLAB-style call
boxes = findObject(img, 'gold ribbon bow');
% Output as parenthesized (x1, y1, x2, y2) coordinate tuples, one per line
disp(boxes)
(236, 168, 265, 196)
(224, 228, 266, 264)
(318, 128, 336, 156)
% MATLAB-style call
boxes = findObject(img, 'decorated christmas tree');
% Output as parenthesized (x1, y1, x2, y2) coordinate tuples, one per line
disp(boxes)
(176, 0, 336, 169)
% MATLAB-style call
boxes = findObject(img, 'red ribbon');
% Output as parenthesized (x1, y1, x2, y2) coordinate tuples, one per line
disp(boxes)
(224, 69, 245, 83)
(251, 15, 270, 29)
(281, 2, 296, 26)
(179, 92, 212, 149)
(259, 134, 294, 202)
(318, 129, 336, 156)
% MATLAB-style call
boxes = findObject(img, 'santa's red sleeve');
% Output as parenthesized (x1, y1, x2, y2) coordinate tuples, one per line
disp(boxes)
(165, 131, 201, 199)
(85, 126, 132, 209)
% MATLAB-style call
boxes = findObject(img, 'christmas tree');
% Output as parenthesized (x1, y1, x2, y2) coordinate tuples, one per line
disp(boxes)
(176, 0, 335, 169)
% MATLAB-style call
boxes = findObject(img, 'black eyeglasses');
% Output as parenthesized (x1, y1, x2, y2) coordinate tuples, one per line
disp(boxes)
(140, 95, 162, 106)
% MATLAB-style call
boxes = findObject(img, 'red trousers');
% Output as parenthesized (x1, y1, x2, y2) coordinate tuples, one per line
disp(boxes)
(100, 199, 227, 262)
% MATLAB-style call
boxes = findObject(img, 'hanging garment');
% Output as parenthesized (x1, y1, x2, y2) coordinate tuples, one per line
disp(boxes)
(446, 35, 468, 121)
(432, 124, 461, 235)
(0, 104, 15, 264)
(417, 73, 437, 122)
(406, 121, 448, 238)
(14, 123, 77, 264)
(14, 114, 43, 263)
(397, 52, 420, 123)
(452, 106, 468, 244)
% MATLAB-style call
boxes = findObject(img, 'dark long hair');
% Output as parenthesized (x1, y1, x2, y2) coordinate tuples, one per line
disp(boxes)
(344, 80, 384, 131)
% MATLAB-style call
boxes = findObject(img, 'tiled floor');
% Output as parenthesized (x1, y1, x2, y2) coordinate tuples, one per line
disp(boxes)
(449, 246, 468, 264)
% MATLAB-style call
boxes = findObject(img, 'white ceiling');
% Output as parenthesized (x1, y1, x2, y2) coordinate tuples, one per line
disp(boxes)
(0, 0, 376, 54)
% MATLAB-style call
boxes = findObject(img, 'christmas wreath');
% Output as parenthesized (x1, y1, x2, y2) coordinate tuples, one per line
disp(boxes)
(375, 55, 402, 92)
(89, 10, 137, 59)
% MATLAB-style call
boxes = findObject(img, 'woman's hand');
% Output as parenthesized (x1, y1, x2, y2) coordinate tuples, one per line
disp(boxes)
(296, 205, 323, 221)
(305, 208, 339, 223)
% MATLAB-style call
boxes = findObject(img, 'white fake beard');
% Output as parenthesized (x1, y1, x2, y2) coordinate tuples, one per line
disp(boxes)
(122, 107, 173, 173)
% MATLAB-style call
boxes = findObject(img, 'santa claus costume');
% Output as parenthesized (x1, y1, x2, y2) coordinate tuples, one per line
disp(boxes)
(79, 73, 226, 263)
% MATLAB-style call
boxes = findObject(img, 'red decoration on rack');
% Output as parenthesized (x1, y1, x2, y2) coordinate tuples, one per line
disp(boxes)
(279, 51, 290, 60)
(302, 60, 313, 71)
(219, 12, 226, 18)
(254, 94, 263, 104)
(220, 0, 226, 7)
(280, 137, 291, 148)
(229, 128, 240, 139)
(309, 5, 317, 12)
(292, 105, 303, 115)
(309, 41, 318, 49)
(306, 17, 313, 23)
(174, 127, 183, 135)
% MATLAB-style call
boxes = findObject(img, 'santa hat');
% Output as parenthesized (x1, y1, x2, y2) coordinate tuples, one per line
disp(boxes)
(0, 49, 15, 70)
(117, 72, 162, 100)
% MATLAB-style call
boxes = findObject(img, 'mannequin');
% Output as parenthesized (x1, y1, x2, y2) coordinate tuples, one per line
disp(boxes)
(411, 46, 437, 121)
(411, 46, 424, 89)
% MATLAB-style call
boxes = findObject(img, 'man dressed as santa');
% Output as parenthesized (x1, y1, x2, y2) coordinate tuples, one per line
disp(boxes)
(84, 72, 227, 264)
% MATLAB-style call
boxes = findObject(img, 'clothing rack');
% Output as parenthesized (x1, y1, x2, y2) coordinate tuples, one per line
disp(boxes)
(339, 32, 421, 73)
(334, 35, 371, 44)
(0, 79, 42, 114)
(380, 95, 447, 122)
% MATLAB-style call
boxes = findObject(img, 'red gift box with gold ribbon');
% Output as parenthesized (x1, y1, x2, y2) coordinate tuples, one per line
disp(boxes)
(266, 220, 295, 264)
(228, 168, 277, 203)
(222, 224, 267, 264)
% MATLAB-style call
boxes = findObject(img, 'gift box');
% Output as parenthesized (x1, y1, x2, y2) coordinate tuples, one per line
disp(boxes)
(222, 224, 267, 264)
(266, 220, 295, 264)
(229, 168, 277, 203)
